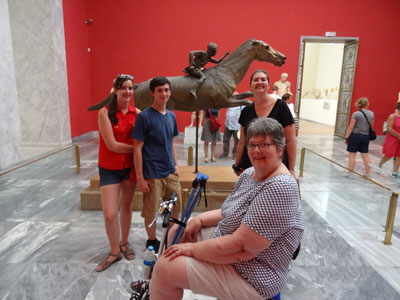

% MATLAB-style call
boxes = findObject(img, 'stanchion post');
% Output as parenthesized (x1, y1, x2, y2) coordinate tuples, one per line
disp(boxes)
(188, 146, 193, 166)
(299, 148, 306, 177)
(181, 189, 189, 215)
(75, 144, 80, 174)
(195, 111, 199, 173)
(296, 178, 301, 200)
(384, 191, 398, 245)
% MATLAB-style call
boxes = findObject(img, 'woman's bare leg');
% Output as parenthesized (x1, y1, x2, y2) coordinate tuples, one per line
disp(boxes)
(393, 157, 400, 173)
(119, 180, 136, 258)
(348, 152, 356, 172)
(361, 153, 371, 174)
(211, 142, 216, 161)
(149, 255, 190, 300)
(379, 156, 392, 168)
(96, 183, 121, 270)
(204, 142, 209, 162)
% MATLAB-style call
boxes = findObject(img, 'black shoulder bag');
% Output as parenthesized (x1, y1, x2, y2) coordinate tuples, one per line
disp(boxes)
(359, 110, 376, 140)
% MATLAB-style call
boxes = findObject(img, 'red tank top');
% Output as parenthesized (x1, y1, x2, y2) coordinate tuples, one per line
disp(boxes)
(98, 105, 137, 170)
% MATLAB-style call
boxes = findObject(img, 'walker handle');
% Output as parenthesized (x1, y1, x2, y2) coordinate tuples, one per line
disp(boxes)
(162, 211, 171, 228)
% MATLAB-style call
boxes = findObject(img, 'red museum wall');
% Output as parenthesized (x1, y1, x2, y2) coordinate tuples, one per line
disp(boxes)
(62, 0, 93, 137)
(63, 0, 400, 137)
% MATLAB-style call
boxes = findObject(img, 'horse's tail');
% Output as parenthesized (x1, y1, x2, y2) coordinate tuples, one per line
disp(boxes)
(87, 93, 115, 111)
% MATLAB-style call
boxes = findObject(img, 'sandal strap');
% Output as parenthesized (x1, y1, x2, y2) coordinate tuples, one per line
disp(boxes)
(120, 241, 130, 247)
(109, 252, 121, 257)
(95, 252, 122, 272)
(120, 241, 135, 259)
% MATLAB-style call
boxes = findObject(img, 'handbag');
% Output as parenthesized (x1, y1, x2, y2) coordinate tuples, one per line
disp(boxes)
(208, 109, 221, 132)
(359, 110, 376, 140)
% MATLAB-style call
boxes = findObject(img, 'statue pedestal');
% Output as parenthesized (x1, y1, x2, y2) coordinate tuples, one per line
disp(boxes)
(80, 166, 237, 212)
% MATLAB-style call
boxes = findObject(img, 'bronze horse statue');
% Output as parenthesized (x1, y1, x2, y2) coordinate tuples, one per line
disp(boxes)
(88, 39, 286, 112)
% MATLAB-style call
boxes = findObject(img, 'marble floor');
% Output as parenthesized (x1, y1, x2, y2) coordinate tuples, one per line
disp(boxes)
(1, 131, 400, 300)
(298, 119, 335, 135)
(21, 146, 60, 162)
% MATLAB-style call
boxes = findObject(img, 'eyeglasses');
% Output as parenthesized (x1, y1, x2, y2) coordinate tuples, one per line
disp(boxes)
(247, 142, 273, 150)
(118, 74, 134, 80)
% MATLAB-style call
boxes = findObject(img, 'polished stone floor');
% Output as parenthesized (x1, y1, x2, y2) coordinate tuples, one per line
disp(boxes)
(1, 131, 400, 300)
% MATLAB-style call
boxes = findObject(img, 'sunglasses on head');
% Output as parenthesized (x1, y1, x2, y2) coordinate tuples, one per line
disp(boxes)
(118, 74, 134, 80)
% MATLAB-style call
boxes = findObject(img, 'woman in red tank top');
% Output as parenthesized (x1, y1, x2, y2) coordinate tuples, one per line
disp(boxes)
(379, 100, 400, 178)
(96, 74, 141, 272)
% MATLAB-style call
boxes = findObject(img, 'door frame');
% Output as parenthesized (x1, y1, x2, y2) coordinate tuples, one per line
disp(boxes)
(294, 36, 359, 137)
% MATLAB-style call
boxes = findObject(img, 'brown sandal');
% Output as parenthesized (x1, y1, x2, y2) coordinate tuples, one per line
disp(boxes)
(95, 252, 122, 272)
(120, 241, 135, 260)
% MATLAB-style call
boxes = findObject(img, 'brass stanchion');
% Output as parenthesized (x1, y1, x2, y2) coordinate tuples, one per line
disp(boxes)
(182, 189, 189, 215)
(384, 192, 398, 245)
(75, 144, 80, 174)
(296, 178, 301, 200)
(188, 146, 193, 166)
(195, 111, 199, 173)
(296, 146, 396, 245)
(299, 148, 305, 177)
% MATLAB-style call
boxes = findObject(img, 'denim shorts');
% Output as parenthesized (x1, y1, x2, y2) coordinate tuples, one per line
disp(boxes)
(98, 166, 131, 186)
(347, 133, 369, 153)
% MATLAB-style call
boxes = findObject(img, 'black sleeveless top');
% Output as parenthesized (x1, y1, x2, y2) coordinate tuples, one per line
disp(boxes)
(238, 100, 294, 170)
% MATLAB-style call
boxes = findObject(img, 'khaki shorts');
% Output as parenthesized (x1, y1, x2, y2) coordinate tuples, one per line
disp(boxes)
(185, 227, 263, 300)
(141, 173, 181, 220)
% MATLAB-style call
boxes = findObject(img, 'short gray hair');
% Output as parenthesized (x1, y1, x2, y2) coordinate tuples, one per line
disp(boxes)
(246, 118, 285, 150)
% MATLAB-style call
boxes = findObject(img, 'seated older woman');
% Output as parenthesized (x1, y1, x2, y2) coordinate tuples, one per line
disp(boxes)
(133, 117, 304, 300)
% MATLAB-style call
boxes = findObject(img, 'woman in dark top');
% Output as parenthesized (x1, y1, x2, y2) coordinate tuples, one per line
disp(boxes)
(234, 70, 296, 176)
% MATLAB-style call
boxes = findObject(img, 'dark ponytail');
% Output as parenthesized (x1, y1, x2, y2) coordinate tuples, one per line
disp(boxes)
(108, 94, 118, 124)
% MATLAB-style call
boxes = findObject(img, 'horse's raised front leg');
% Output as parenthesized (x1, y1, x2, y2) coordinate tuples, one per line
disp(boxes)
(232, 91, 253, 100)
(225, 97, 252, 107)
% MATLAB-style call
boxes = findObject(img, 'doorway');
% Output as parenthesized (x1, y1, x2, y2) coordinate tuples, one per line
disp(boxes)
(294, 37, 359, 137)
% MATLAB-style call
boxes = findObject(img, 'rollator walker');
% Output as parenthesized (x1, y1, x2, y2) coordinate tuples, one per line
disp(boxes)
(130, 172, 209, 300)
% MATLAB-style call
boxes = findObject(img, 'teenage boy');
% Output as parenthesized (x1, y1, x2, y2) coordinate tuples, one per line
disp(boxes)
(132, 76, 181, 253)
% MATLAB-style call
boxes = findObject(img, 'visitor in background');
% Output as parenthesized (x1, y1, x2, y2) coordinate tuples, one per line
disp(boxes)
(282, 93, 299, 135)
(344, 97, 374, 176)
(379, 99, 400, 178)
(270, 85, 280, 99)
(201, 108, 221, 163)
(223, 92, 245, 159)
